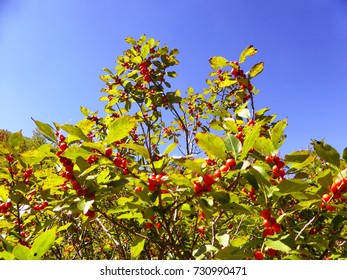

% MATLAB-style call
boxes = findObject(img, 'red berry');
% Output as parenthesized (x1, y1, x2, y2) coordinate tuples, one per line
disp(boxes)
(322, 193, 332, 202)
(134, 186, 143, 192)
(194, 182, 203, 194)
(6, 154, 14, 163)
(263, 228, 274, 238)
(272, 223, 281, 233)
(214, 169, 222, 178)
(4, 201, 12, 209)
(203, 174, 214, 185)
(85, 210, 95, 219)
(105, 147, 113, 157)
(263, 219, 271, 228)
(260, 209, 271, 220)
(220, 164, 230, 172)
(145, 222, 152, 229)
(226, 158, 236, 168)
(267, 248, 277, 257)
(272, 165, 279, 173)
(265, 156, 273, 163)
(254, 250, 264, 260)
(59, 142, 68, 151)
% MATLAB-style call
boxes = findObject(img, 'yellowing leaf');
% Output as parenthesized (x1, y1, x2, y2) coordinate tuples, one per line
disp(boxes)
(239, 45, 258, 63)
(209, 56, 228, 70)
(106, 116, 136, 145)
(249, 62, 264, 78)
(196, 132, 227, 160)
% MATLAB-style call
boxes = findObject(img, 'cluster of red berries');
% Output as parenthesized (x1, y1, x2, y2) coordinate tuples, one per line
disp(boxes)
(194, 174, 215, 196)
(113, 153, 129, 175)
(0, 201, 12, 214)
(321, 177, 347, 211)
(260, 209, 281, 237)
(214, 158, 236, 178)
(6, 154, 14, 163)
(55, 133, 95, 199)
(265, 155, 286, 181)
(242, 186, 257, 201)
(253, 248, 277, 260)
(230, 62, 253, 91)
(196, 226, 205, 238)
(147, 172, 166, 192)
(145, 215, 161, 229)
(87, 154, 99, 164)
(32, 201, 49, 211)
(85, 209, 96, 219)
(23, 167, 33, 185)
(139, 61, 151, 83)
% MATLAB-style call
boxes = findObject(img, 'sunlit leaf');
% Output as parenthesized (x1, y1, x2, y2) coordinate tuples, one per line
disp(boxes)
(196, 132, 227, 160)
(248, 62, 264, 78)
(106, 116, 136, 145)
(209, 56, 228, 70)
(239, 45, 258, 63)
(223, 134, 242, 158)
(312, 140, 340, 167)
(130, 237, 146, 259)
(32, 118, 56, 142)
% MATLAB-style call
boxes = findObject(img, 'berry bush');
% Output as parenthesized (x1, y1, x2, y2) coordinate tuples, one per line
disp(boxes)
(1, 35, 347, 260)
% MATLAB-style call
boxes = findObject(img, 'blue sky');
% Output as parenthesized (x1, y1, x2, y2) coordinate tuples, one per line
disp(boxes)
(0, 0, 346, 156)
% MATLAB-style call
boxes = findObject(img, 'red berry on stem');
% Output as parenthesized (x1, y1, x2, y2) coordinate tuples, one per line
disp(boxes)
(254, 250, 264, 260)
(203, 174, 214, 185)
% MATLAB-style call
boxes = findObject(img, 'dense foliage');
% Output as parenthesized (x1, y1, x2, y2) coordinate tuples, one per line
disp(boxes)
(1, 35, 347, 260)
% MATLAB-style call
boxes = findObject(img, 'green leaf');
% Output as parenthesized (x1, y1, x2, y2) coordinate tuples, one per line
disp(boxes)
(271, 119, 287, 149)
(170, 173, 192, 187)
(96, 169, 110, 184)
(343, 147, 347, 162)
(141, 44, 150, 59)
(239, 45, 258, 63)
(312, 140, 340, 167)
(193, 245, 218, 259)
(211, 191, 230, 204)
(14, 229, 56, 260)
(214, 246, 247, 260)
(119, 143, 149, 159)
(62, 146, 93, 161)
(223, 134, 242, 158)
(228, 202, 255, 214)
(254, 136, 276, 155)
(9, 131, 24, 149)
(276, 179, 310, 196)
(248, 62, 264, 78)
(264, 239, 291, 253)
(20, 144, 53, 165)
(13, 244, 32, 260)
(163, 142, 177, 155)
(0, 251, 15, 260)
(209, 56, 228, 70)
(31, 229, 56, 259)
(240, 124, 261, 159)
(285, 150, 313, 169)
(106, 116, 136, 145)
(131, 56, 142, 64)
(196, 132, 227, 160)
(219, 79, 237, 87)
(57, 223, 72, 233)
(130, 237, 145, 259)
(316, 169, 332, 188)
(61, 124, 90, 142)
(216, 231, 230, 247)
(173, 157, 203, 174)
(32, 118, 56, 142)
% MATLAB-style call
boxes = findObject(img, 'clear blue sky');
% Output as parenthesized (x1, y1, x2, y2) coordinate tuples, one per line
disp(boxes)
(1, 0, 346, 156)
